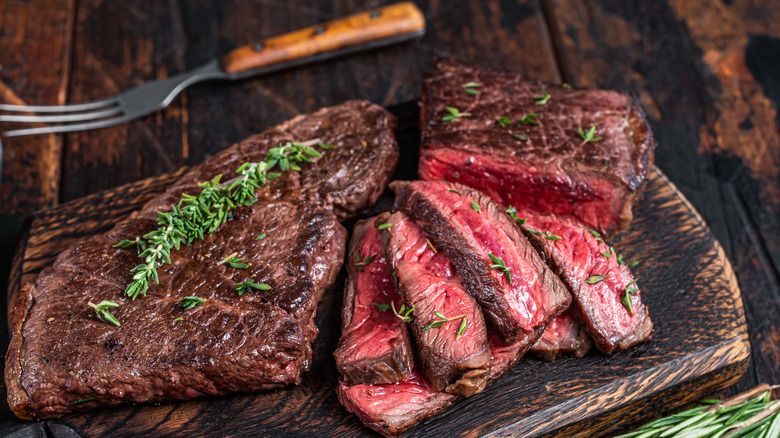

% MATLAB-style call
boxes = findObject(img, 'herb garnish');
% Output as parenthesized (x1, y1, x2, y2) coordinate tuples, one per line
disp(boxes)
(256, 233, 267, 240)
(508, 131, 528, 141)
(447, 188, 462, 195)
(627, 260, 640, 268)
(489, 254, 512, 285)
(519, 113, 540, 125)
(70, 397, 97, 406)
(372, 301, 414, 322)
(545, 231, 562, 241)
(116, 139, 333, 303)
(562, 83, 570, 88)
(578, 125, 602, 144)
(353, 250, 376, 272)
(173, 317, 183, 322)
(526, 228, 543, 234)
(506, 206, 527, 225)
(622, 279, 638, 315)
(377, 223, 392, 230)
(600, 250, 612, 258)
(88, 300, 120, 327)
(462, 82, 482, 95)
(423, 311, 467, 335)
(589, 229, 600, 238)
(534, 90, 550, 105)
(470, 201, 481, 212)
(113, 238, 147, 255)
(497, 116, 512, 127)
(586, 274, 609, 284)
(228, 257, 249, 269)
(426, 238, 437, 254)
(178, 296, 207, 310)
(457, 317, 468, 340)
(442, 106, 471, 122)
(617, 253, 624, 264)
(235, 280, 271, 295)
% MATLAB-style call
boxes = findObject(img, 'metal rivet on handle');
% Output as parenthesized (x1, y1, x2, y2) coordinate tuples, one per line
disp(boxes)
(253, 43, 264, 51)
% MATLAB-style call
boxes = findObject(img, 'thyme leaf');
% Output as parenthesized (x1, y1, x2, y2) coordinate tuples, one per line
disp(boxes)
(471, 201, 481, 212)
(534, 90, 550, 105)
(600, 250, 612, 258)
(423, 311, 467, 331)
(488, 253, 512, 285)
(426, 238, 437, 254)
(506, 206, 527, 225)
(256, 233, 267, 240)
(527, 228, 543, 235)
(457, 316, 468, 340)
(87, 300, 120, 327)
(545, 231, 562, 241)
(497, 116, 512, 127)
(178, 295, 207, 310)
(586, 274, 608, 284)
(447, 188, 462, 195)
(508, 130, 528, 141)
(377, 223, 392, 230)
(373, 302, 414, 322)
(462, 81, 482, 95)
(228, 257, 249, 269)
(621, 279, 638, 315)
(70, 397, 97, 406)
(627, 260, 640, 268)
(589, 229, 601, 238)
(578, 124, 603, 144)
(442, 106, 471, 122)
(519, 113, 540, 126)
(235, 279, 271, 296)
(353, 250, 377, 272)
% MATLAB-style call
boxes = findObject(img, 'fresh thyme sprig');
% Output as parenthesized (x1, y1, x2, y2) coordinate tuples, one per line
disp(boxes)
(423, 311, 468, 340)
(447, 188, 462, 195)
(353, 250, 376, 272)
(497, 116, 512, 127)
(70, 397, 97, 406)
(489, 254, 512, 285)
(586, 274, 608, 285)
(519, 113, 540, 125)
(615, 385, 780, 438)
(534, 90, 550, 105)
(622, 279, 638, 315)
(178, 296, 207, 310)
(578, 124, 602, 144)
(442, 106, 471, 122)
(506, 206, 527, 225)
(462, 81, 482, 95)
(235, 279, 271, 296)
(508, 131, 528, 142)
(372, 301, 414, 322)
(545, 231, 562, 241)
(88, 300, 120, 327)
(117, 139, 332, 302)
(470, 201, 481, 212)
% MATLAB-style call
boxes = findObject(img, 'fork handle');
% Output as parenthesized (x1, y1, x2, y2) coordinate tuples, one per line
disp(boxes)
(219, 2, 425, 75)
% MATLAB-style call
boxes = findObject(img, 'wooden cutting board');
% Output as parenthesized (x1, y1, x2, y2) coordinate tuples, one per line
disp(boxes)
(5, 103, 749, 437)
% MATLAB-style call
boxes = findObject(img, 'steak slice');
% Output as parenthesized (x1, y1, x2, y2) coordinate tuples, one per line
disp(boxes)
(334, 219, 414, 386)
(529, 310, 593, 361)
(519, 212, 652, 353)
(6, 101, 398, 420)
(378, 212, 492, 397)
(337, 371, 457, 437)
(418, 58, 656, 234)
(391, 180, 571, 344)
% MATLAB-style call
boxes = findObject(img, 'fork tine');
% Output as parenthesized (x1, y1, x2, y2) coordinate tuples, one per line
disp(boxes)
(0, 107, 123, 123)
(2, 115, 129, 137)
(0, 98, 118, 113)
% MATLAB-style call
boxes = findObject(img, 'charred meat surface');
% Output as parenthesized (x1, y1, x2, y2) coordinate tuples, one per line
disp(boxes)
(337, 371, 457, 437)
(520, 212, 652, 354)
(6, 101, 399, 420)
(529, 310, 593, 361)
(418, 58, 656, 234)
(335, 219, 414, 386)
(391, 180, 571, 345)
(378, 212, 492, 397)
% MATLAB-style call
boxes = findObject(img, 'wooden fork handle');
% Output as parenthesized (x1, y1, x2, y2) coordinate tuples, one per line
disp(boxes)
(220, 2, 426, 75)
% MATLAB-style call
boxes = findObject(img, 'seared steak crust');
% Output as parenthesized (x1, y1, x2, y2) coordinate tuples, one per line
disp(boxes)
(6, 101, 399, 420)
(529, 310, 593, 361)
(418, 58, 655, 234)
(334, 219, 414, 386)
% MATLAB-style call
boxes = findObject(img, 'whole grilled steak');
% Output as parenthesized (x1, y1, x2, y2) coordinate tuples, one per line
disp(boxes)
(418, 58, 656, 234)
(334, 219, 414, 386)
(529, 310, 593, 361)
(378, 212, 492, 397)
(6, 101, 399, 420)
(391, 180, 571, 344)
(520, 212, 652, 353)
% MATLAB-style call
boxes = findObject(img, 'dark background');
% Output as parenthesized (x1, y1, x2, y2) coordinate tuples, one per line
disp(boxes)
(1, 0, 778, 435)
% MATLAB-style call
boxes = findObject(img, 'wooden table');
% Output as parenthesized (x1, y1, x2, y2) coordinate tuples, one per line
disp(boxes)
(1, 0, 778, 435)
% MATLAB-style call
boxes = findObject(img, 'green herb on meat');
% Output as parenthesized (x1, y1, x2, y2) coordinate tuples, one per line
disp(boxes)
(489, 253, 512, 285)
(586, 274, 609, 285)
(377, 223, 392, 230)
(178, 296, 207, 310)
(519, 113, 540, 125)
(471, 201, 481, 213)
(235, 279, 271, 296)
(87, 300, 120, 327)
(462, 81, 482, 95)
(423, 311, 467, 332)
(442, 106, 471, 122)
(506, 206, 527, 225)
(534, 90, 550, 105)
(578, 124, 602, 144)
(545, 231, 562, 241)
(497, 116, 512, 127)
(353, 250, 377, 272)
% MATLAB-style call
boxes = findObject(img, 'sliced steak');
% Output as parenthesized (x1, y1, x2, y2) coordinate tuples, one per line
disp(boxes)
(519, 212, 652, 353)
(334, 219, 414, 386)
(529, 310, 593, 361)
(337, 371, 457, 437)
(418, 58, 656, 234)
(391, 180, 571, 345)
(6, 101, 398, 420)
(378, 212, 492, 397)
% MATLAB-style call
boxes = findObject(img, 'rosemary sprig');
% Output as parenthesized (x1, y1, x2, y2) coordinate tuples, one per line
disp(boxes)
(116, 139, 332, 302)
(88, 300, 120, 327)
(442, 106, 471, 122)
(178, 296, 207, 310)
(489, 253, 512, 285)
(353, 250, 376, 272)
(372, 301, 414, 322)
(579, 124, 602, 144)
(616, 385, 780, 438)
(497, 116, 512, 127)
(622, 279, 638, 315)
(534, 90, 550, 105)
(462, 81, 482, 95)
(235, 279, 271, 296)
(506, 206, 527, 225)
(113, 237, 147, 255)
(519, 113, 540, 125)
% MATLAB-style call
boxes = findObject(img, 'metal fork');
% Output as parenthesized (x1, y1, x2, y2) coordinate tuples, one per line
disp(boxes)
(0, 2, 424, 137)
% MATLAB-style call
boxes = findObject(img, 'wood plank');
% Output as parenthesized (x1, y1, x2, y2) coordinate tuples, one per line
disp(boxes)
(60, 0, 560, 201)
(4, 104, 748, 437)
(540, 0, 780, 401)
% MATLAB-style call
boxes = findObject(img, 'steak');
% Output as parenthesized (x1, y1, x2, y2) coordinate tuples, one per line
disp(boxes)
(519, 212, 652, 353)
(6, 101, 399, 420)
(334, 219, 414, 386)
(337, 371, 457, 437)
(529, 310, 592, 361)
(391, 180, 571, 344)
(378, 212, 492, 397)
(418, 58, 656, 234)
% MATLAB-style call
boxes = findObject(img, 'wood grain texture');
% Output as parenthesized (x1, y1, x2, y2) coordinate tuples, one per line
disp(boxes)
(3, 104, 748, 437)
(540, 0, 780, 403)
